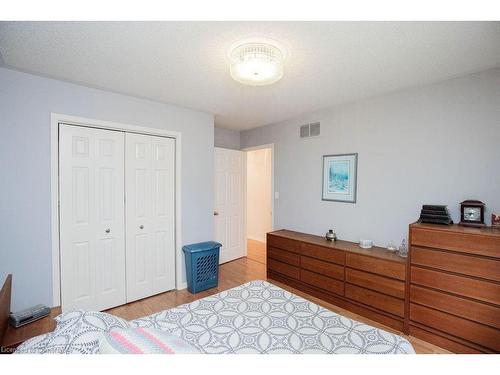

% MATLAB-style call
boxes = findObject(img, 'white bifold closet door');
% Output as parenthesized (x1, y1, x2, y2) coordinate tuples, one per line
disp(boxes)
(59, 124, 126, 311)
(125, 133, 176, 302)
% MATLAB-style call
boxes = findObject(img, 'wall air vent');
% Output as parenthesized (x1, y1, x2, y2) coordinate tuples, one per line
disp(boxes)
(310, 122, 321, 137)
(300, 124, 310, 138)
(299, 122, 320, 139)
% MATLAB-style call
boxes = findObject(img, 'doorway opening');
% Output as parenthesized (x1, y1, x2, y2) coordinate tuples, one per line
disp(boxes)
(245, 146, 273, 265)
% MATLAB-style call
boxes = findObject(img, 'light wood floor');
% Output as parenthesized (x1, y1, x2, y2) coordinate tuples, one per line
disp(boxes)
(106, 240, 449, 354)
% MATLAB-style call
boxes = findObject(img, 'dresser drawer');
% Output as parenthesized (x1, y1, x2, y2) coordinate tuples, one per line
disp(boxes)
(345, 284, 405, 317)
(268, 259, 300, 280)
(408, 325, 484, 354)
(411, 267, 500, 305)
(268, 246, 300, 267)
(346, 268, 405, 299)
(410, 303, 500, 351)
(410, 285, 500, 329)
(411, 228, 500, 259)
(301, 243, 344, 265)
(301, 256, 344, 281)
(346, 253, 405, 281)
(300, 269, 344, 296)
(267, 234, 300, 253)
(412, 246, 500, 282)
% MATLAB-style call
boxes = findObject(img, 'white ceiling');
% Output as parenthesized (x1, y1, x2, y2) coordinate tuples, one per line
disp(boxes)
(1, 22, 500, 130)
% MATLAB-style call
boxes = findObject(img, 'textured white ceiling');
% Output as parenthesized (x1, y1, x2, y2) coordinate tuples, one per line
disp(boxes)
(1, 21, 500, 130)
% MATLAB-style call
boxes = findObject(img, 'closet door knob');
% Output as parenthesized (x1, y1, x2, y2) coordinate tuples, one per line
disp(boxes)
(139, 225, 144, 229)
(105, 228, 111, 233)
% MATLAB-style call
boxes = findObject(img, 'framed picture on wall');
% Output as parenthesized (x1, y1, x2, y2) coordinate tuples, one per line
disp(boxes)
(322, 153, 358, 203)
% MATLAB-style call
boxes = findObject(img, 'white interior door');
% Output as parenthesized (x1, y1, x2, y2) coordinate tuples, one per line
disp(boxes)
(125, 133, 176, 302)
(214, 147, 246, 264)
(59, 124, 126, 311)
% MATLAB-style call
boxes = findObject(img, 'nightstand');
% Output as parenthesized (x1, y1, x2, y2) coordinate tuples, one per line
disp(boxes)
(1, 307, 61, 354)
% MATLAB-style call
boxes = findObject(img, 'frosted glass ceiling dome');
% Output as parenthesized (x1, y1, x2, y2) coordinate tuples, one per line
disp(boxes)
(229, 38, 286, 86)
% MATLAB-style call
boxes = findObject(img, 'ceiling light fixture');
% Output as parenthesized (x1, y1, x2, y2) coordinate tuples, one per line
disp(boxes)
(229, 39, 286, 86)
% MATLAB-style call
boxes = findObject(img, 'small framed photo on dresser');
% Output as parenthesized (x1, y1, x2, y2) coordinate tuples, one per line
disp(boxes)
(322, 153, 358, 203)
(492, 214, 500, 229)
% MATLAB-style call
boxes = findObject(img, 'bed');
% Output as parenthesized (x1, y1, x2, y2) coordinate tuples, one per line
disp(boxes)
(14, 280, 414, 354)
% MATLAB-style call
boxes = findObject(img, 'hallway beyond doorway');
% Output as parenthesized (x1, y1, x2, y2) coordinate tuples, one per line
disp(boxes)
(247, 239, 266, 265)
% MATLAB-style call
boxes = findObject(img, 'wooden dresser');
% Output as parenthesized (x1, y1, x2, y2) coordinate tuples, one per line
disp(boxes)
(267, 230, 408, 332)
(408, 223, 500, 353)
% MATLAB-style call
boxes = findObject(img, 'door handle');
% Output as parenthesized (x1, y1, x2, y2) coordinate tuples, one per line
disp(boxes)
(214, 211, 219, 216)
(105, 228, 111, 233)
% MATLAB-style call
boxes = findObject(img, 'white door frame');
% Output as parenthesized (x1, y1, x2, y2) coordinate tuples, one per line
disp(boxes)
(241, 143, 275, 232)
(51, 113, 183, 307)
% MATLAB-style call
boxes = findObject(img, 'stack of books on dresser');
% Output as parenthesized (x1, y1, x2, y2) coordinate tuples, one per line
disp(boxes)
(418, 205, 453, 225)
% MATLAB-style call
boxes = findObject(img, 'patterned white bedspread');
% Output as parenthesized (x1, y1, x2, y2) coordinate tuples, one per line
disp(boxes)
(16, 280, 414, 354)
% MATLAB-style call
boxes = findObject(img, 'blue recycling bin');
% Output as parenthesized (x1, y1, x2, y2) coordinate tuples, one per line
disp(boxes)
(182, 241, 222, 293)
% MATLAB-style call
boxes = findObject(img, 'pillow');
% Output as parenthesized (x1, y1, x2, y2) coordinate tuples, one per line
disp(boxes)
(99, 327, 201, 354)
(15, 310, 130, 354)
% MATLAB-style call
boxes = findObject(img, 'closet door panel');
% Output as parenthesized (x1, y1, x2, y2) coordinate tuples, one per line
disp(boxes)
(94, 134, 126, 308)
(125, 133, 153, 302)
(59, 124, 126, 312)
(125, 134, 175, 302)
(150, 137, 176, 294)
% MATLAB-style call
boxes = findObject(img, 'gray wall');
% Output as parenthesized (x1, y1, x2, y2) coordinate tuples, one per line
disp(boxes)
(0, 67, 214, 311)
(214, 127, 240, 150)
(241, 68, 500, 248)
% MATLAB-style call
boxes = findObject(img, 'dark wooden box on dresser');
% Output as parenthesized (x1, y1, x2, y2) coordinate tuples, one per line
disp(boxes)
(407, 223, 500, 353)
(267, 230, 408, 333)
